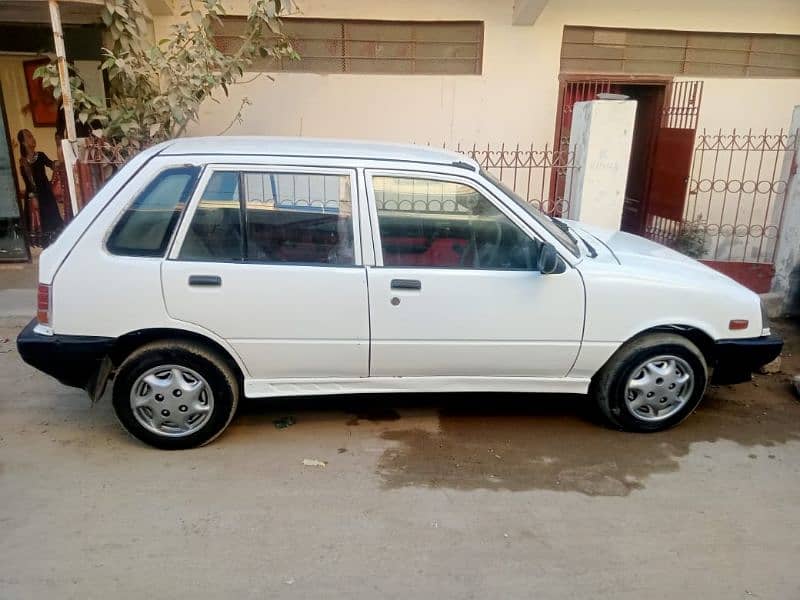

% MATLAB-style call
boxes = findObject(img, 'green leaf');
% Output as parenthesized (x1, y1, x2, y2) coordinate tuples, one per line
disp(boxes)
(82, 0, 299, 147)
(33, 64, 51, 79)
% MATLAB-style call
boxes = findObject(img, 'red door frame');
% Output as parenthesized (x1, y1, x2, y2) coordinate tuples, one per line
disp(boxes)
(552, 75, 673, 231)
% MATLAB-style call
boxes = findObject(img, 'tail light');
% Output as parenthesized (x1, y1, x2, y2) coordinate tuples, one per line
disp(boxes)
(37, 284, 52, 326)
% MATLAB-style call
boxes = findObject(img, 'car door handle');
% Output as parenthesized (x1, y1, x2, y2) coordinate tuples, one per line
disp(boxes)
(391, 279, 421, 291)
(188, 275, 222, 287)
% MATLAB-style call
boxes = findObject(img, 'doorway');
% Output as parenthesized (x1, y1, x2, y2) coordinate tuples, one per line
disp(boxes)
(618, 83, 666, 235)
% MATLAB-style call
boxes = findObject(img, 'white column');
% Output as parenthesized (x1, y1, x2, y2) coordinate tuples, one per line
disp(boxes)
(566, 100, 637, 230)
(770, 105, 800, 315)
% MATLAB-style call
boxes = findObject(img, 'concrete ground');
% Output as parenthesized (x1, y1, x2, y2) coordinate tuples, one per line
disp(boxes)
(0, 259, 38, 317)
(1, 311, 800, 599)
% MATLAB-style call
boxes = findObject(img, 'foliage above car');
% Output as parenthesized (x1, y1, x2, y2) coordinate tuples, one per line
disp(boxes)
(35, 0, 299, 149)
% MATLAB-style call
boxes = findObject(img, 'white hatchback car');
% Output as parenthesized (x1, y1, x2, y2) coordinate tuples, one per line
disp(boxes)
(18, 137, 781, 449)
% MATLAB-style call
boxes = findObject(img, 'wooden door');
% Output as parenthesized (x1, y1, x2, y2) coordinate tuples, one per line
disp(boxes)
(643, 81, 703, 234)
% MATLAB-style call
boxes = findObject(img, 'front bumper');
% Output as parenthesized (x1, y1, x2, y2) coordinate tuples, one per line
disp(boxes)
(712, 334, 783, 384)
(17, 318, 114, 389)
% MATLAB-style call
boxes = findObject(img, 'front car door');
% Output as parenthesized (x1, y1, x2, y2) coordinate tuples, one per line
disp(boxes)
(162, 163, 369, 383)
(364, 169, 585, 379)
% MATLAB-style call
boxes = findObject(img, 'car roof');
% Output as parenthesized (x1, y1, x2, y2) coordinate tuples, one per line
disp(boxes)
(158, 136, 479, 169)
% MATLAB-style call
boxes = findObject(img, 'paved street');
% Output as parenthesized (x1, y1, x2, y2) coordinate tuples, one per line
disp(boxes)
(1, 315, 800, 599)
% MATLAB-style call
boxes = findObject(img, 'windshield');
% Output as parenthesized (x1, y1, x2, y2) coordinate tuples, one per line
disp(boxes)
(479, 168, 581, 258)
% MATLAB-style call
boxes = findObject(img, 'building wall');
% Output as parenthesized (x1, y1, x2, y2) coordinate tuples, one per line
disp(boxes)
(680, 77, 800, 135)
(160, 0, 800, 147)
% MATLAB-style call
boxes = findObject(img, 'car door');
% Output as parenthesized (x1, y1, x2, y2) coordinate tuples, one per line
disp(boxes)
(162, 164, 369, 380)
(364, 170, 585, 378)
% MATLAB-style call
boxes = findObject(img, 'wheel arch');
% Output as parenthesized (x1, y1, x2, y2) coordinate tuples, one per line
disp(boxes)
(635, 324, 716, 366)
(591, 323, 716, 387)
(108, 328, 246, 385)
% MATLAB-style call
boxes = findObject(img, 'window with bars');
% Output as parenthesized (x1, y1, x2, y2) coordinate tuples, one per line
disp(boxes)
(561, 26, 800, 77)
(214, 18, 483, 75)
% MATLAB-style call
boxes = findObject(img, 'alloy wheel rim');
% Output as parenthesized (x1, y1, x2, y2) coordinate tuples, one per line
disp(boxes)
(130, 364, 214, 438)
(624, 355, 694, 422)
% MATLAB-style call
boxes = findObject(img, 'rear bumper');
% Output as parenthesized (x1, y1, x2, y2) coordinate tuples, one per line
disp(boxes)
(712, 334, 783, 384)
(16, 319, 114, 389)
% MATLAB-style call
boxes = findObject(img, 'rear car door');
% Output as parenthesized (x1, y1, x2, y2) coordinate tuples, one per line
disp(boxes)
(162, 164, 369, 380)
(364, 170, 585, 378)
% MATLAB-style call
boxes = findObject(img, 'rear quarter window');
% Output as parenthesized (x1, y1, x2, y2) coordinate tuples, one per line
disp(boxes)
(107, 166, 200, 257)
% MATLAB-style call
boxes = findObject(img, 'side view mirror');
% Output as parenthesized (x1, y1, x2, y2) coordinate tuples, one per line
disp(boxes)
(537, 242, 566, 275)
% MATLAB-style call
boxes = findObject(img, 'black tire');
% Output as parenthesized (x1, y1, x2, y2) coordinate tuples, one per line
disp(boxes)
(592, 333, 708, 432)
(112, 340, 239, 450)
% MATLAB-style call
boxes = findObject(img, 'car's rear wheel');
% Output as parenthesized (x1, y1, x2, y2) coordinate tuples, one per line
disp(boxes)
(592, 333, 708, 432)
(112, 341, 239, 449)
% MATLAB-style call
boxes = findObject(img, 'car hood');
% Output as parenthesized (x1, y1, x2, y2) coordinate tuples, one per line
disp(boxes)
(564, 219, 738, 285)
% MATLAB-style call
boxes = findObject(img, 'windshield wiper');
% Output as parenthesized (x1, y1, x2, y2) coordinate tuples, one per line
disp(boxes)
(551, 217, 579, 242)
(551, 217, 596, 257)
(581, 237, 598, 258)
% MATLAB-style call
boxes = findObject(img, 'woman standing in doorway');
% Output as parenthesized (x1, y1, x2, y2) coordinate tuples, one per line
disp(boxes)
(17, 129, 63, 247)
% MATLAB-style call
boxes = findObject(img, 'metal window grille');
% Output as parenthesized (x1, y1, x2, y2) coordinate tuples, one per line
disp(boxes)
(215, 18, 484, 75)
(662, 80, 703, 129)
(561, 26, 800, 78)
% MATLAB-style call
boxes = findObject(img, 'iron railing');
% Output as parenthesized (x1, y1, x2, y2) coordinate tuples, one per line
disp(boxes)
(445, 142, 578, 217)
(654, 128, 799, 263)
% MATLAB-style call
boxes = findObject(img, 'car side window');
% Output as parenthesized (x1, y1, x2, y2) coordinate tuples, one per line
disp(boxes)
(372, 175, 541, 269)
(107, 166, 200, 257)
(180, 171, 242, 261)
(180, 170, 355, 265)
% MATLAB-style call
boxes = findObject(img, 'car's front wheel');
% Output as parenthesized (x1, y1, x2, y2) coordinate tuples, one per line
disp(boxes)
(112, 341, 239, 449)
(592, 333, 708, 432)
